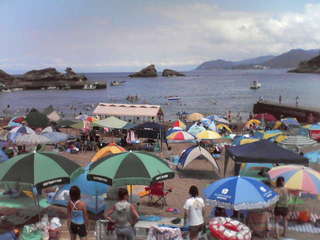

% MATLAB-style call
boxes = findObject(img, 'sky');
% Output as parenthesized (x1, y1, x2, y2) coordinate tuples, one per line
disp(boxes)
(0, 0, 320, 73)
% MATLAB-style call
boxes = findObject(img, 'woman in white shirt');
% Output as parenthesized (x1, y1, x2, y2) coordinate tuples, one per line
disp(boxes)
(183, 185, 205, 240)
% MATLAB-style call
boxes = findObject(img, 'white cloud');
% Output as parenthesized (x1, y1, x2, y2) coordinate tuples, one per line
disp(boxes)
(1, 2, 320, 72)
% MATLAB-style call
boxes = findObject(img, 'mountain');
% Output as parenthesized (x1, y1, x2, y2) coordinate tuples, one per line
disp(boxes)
(196, 49, 320, 70)
(289, 54, 320, 73)
(263, 49, 320, 68)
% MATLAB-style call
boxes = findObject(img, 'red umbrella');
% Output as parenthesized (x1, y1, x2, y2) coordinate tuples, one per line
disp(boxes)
(255, 113, 277, 122)
(13, 116, 25, 123)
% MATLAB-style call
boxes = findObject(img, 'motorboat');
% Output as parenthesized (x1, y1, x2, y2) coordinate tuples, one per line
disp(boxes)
(250, 80, 261, 89)
(47, 86, 57, 90)
(83, 83, 97, 90)
(1, 88, 11, 93)
(110, 80, 126, 86)
(167, 96, 181, 101)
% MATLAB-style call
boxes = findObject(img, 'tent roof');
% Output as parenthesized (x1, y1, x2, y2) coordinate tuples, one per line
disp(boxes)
(226, 140, 308, 164)
(93, 116, 129, 129)
(134, 122, 164, 130)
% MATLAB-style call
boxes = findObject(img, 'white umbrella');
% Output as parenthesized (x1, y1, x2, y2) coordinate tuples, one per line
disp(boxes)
(41, 132, 69, 143)
(280, 135, 317, 148)
(15, 134, 51, 145)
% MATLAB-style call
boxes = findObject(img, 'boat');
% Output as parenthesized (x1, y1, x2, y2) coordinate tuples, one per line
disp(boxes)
(167, 96, 181, 101)
(83, 83, 97, 90)
(250, 80, 261, 89)
(110, 80, 126, 86)
(11, 88, 23, 92)
(47, 86, 57, 90)
(1, 88, 11, 93)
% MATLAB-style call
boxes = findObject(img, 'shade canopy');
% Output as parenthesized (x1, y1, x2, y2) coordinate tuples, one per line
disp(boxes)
(203, 176, 279, 210)
(225, 140, 308, 176)
(0, 152, 80, 189)
(178, 145, 219, 170)
(134, 122, 164, 130)
(87, 152, 175, 186)
(93, 116, 129, 129)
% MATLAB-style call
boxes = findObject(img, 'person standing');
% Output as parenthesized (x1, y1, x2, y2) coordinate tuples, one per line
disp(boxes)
(295, 96, 299, 107)
(279, 95, 282, 104)
(67, 186, 88, 240)
(105, 188, 139, 240)
(183, 186, 205, 240)
(274, 176, 289, 238)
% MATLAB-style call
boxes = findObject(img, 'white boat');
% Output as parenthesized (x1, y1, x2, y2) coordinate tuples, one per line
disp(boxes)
(11, 88, 23, 92)
(1, 88, 11, 93)
(167, 96, 181, 101)
(47, 86, 57, 90)
(250, 81, 261, 89)
(83, 83, 97, 90)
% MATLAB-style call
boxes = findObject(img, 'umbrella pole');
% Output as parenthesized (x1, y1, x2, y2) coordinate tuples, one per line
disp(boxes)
(32, 187, 41, 221)
(130, 185, 133, 203)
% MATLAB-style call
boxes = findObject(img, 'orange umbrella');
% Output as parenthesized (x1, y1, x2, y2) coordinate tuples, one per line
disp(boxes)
(91, 143, 126, 162)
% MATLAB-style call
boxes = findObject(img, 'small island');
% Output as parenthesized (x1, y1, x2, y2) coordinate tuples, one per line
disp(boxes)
(162, 69, 185, 77)
(289, 54, 320, 73)
(129, 64, 157, 77)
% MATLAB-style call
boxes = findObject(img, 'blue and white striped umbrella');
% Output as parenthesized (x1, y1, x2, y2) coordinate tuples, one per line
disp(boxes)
(203, 176, 279, 210)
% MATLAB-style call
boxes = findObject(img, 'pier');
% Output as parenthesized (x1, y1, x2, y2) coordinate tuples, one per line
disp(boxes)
(253, 101, 320, 122)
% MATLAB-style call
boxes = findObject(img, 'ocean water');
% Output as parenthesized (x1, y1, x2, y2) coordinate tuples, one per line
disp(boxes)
(1, 69, 320, 120)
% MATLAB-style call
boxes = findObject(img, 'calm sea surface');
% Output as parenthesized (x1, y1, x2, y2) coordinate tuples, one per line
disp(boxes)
(1, 69, 320, 120)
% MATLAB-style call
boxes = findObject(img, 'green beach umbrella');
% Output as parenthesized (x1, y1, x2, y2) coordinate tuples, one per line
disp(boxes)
(87, 152, 175, 186)
(0, 151, 81, 189)
(25, 108, 50, 129)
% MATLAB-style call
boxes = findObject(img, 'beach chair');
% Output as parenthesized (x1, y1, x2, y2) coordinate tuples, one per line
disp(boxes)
(145, 182, 172, 208)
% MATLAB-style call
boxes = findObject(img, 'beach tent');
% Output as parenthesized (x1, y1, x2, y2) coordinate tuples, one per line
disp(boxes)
(178, 145, 219, 171)
(225, 140, 308, 176)
(91, 143, 126, 162)
(49, 165, 109, 214)
(93, 116, 129, 129)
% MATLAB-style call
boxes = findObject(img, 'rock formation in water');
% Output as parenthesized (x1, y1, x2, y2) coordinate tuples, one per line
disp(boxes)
(128, 64, 157, 77)
(289, 54, 320, 73)
(0, 69, 15, 84)
(162, 69, 185, 77)
(21, 67, 87, 82)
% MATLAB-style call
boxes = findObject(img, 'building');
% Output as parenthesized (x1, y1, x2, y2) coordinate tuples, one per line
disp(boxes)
(93, 103, 164, 123)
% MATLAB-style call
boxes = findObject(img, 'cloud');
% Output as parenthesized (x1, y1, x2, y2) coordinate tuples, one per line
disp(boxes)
(1, 1, 320, 72)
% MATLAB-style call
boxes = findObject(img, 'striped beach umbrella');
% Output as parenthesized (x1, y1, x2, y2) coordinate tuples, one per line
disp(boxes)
(166, 131, 195, 141)
(197, 130, 221, 140)
(172, 120, 186, 130)
(279, 135, 316, 148)
(0, 152, 81, 189)
(268, 165, 320, 195)
(87, 152, 175, 186)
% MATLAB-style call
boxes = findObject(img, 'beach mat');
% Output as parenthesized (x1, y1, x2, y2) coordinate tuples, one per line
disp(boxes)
(288, 222, 320, 234)
(0, 193, 50, 209)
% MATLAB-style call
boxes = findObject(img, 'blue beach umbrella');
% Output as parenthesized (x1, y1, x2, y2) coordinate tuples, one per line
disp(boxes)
(203, 176, 279, 210)
(304, 151, 320, 164)
(188, 124, 206, 136)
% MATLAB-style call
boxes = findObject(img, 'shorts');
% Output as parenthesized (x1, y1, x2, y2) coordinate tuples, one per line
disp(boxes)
(274, 207, 289, 217)
(189, 224, 204, 234)
(70, 222, 87, 237)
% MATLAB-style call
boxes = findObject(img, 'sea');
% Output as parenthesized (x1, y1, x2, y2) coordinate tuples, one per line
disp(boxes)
(1, 69, 320, 120)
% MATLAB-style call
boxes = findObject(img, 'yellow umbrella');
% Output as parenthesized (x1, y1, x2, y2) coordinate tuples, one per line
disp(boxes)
(197, 130, 221, 140)
(275, 135, 288, 143)
(240, 138, 259, 145)
(91, 143, 126, 162)
(245, 119, 261, 128)
(273, 121, 282, 129)
(186, 113, 204, 121)
(216, 124, 232, 133)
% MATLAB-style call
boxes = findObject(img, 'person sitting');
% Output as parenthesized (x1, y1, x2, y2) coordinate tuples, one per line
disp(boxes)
(214, 207, 227, 217)
(246, 209, 271, 238)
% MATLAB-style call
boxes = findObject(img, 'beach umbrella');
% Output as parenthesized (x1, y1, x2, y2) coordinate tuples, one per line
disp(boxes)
(207, 121, 217, 131)
(41, 132, 69, 144)
(75, 114, 88, 121)
(87, 152, 175, 186)
(166, 127, 182, 136)
(86, 116, 98, 122)
(91, 143, 126, 162)
(200, 118, 211, 127)
(197, 130, 221, 140)
(254, 130, 282, 139)
(207, 115, 229, 124)
(273, 121, 282, 129)
(9, 126, 35, 135)
(244, 119, 261, 128)
(304, 151, 320, 164)
(254, 113, 277, 122)
(15, 134, 52, 145)
(239, 138, 259, 145)
(279, 135, 316, 148)
(268, 165, 320, 195)
(281, 118, 300, 127)
(274, 135, 288, 143)
(216, 124, 232, 133)
(186, 113, 204, 122)
(8, 116, 25, 128)
(203, 176, 279, 210)
(188, 124, 206, 136)
(303, 124, 320, 130)
(172, 120, 186, 130)
(25, 109, 50, 129)
(166, 131, 195, 141)
(0, 151, 81, 189)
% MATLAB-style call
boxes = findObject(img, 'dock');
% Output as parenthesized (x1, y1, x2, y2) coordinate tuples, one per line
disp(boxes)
(253, 101, 320, 122)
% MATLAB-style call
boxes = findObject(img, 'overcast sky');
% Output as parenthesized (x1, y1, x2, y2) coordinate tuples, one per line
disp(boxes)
(1, 0, 320, 73)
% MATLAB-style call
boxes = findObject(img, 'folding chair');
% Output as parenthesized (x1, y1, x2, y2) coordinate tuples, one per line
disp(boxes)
(145, 182, 172, 208)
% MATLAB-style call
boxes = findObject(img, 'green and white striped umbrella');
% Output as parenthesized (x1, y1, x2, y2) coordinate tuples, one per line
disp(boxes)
(87, 152, 175, 186)
(0, 151, 81, 189)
